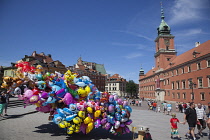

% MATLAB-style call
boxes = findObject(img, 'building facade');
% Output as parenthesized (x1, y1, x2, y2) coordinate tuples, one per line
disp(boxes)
(105, 74, 127, 97)
(68, 57, 106, 92)
(3, 51, 67, 77)
(139, 6, 210, 105)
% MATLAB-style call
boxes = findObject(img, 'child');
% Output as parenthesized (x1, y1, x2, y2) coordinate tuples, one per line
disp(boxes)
(0, 92, 6, 117)
(170, 113, 184, 139)
(157, 105, 161, 113)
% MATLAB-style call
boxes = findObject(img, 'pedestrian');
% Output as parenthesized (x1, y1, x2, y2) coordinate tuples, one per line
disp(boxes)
(178, 102, 183, 113)
(175, 102, 179, 112)
(183, 103, 189, 113)
(163, 101, 167, 114)
(195, 103, 206, 137)
(184, 102, 198, 140)
(206, 102, 210, 137)
(167, 102, 172, 115)
(139, 99, 142, 107)
(0, 91, 6, 117)
(132, 99, 135, 106)
(152, 101, 157, 112)
(157, 105, 161, 113)
(135, 100, 139, 106)
(4, 90, 10, 116)
(170, 113, 184, 139)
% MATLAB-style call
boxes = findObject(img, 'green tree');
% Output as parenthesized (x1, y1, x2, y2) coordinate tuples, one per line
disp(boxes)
(126, 80, 137, 98)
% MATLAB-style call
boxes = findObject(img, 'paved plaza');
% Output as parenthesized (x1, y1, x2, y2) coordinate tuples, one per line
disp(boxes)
(0, 97, 209, 140)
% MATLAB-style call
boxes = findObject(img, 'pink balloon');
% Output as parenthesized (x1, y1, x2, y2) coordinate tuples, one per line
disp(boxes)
(23, 89, 33, 98)
(36, 104, 51, 113)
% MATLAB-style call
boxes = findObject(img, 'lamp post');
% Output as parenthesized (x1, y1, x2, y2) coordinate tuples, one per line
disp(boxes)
(189, 81, 196, 102)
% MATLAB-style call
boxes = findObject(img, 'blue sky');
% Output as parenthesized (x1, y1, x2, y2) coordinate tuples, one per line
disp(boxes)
(0, 0, 210, 83)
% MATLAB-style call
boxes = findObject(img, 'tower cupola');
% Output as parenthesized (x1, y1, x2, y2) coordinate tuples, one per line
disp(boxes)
(139, 67, 145, 76)
(157, 3, 170, 35)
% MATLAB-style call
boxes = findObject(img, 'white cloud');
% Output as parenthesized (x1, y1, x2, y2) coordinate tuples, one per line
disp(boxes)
(117, 30, 153, 41)
(111, 42, 154, 52)
(168, 0, 210, 25)
(174, 28, 209, 36)
(124, 52, 143, 59)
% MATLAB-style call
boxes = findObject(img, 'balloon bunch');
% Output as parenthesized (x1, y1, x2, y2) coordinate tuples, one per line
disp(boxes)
(4, 61, 132, 135)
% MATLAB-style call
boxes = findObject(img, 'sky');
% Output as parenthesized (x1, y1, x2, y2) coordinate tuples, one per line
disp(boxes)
(0, 0, 210, 83)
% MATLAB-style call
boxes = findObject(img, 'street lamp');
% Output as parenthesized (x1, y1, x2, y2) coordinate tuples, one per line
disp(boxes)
(189, 81, 196, 102)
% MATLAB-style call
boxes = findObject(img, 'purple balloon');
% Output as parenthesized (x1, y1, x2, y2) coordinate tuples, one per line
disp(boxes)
(40, 91, 48, 99)
(125, 119, 132, 125)
(117, 98, 123, 105)
(104, 122, 111, 130)
(63, 92, 76, 105)
(101, 118, 107, 125)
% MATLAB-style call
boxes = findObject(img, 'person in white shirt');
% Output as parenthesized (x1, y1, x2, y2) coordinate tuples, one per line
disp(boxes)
(195, 103, 206, 137)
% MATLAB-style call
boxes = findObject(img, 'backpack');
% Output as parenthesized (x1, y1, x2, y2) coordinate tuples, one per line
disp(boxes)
(143, 133, 152, 140)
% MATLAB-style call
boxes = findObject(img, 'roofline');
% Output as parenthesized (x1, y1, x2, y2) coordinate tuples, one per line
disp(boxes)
(139, 53, 210, 81)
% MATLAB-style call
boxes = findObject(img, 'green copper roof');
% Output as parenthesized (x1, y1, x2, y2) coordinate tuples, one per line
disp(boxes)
(139, 67, 144, 72)
(158, 3, 170, 35)
(96, 64, 106, 74)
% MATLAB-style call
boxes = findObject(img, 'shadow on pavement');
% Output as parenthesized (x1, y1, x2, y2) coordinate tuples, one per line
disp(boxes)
(33, 122, 133, 140)
(0, 111, 38, 121)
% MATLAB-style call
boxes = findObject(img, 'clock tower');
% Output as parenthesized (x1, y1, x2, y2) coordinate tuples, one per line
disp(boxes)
(154, 3, 177, 70)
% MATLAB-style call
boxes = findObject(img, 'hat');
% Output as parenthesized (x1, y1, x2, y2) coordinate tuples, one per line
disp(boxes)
(171, 113, 176, 117)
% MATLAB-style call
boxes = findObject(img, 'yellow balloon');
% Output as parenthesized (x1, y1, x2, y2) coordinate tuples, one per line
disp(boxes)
(84, 116, 92, 124)
(74, 124, 81, 133)
(87, 107, 93, 113)
(73, 117, 81, 124)
(77, 87, 87, 97)
(94, 110, 101, 118)
(78, 111, 85, 119)
(58, 121, 68, 128)
(86, 122, 94, 134)
(85, 86, 91, 95)
(67, 126, 74, 134)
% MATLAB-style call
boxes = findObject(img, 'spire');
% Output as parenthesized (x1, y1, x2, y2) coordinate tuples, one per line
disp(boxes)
(157, 2, 171, 35)
(160, 2, 164, 20)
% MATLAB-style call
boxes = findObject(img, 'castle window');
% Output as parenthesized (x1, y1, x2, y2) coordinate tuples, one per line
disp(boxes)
(197, 78, 203, 88)
(166, 46, 169, 50)
(176, 81, 180, 89)
(177, 93, 180, 99)
(182, 68, 184, 74)
(168, 91, 170, 96)
(207, 60, 210, 67)
(172, 93, 175, 99)
(200, 92, 205, 101)
(188, 65, 191, 72)
(208, 76, 210, 87)
(172, 82, 174, 89)
(197, 62, 201, 70)
(191, 93, 195, 101)
(167, 58, 170, 61)
(182, 81, 186, 89)
(176, 69, 179, 75)
(183, 93, 186, 99)
(171, 71, 174, 76)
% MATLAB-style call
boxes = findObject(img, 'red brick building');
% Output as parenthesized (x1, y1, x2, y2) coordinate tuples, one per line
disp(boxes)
(139, 6, 210, 105)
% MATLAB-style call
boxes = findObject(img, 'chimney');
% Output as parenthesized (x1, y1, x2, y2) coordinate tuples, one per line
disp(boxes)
(48, 54, 51, 58)
(195, 42, 200, 47)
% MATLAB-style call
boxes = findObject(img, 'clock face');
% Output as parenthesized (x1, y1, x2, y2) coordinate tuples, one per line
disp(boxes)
(164, 39, 170, 45)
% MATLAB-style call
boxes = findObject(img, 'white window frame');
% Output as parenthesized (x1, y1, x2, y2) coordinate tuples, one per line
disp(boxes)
(200, 92, 205, 101)
(198, 78, 203, 88)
